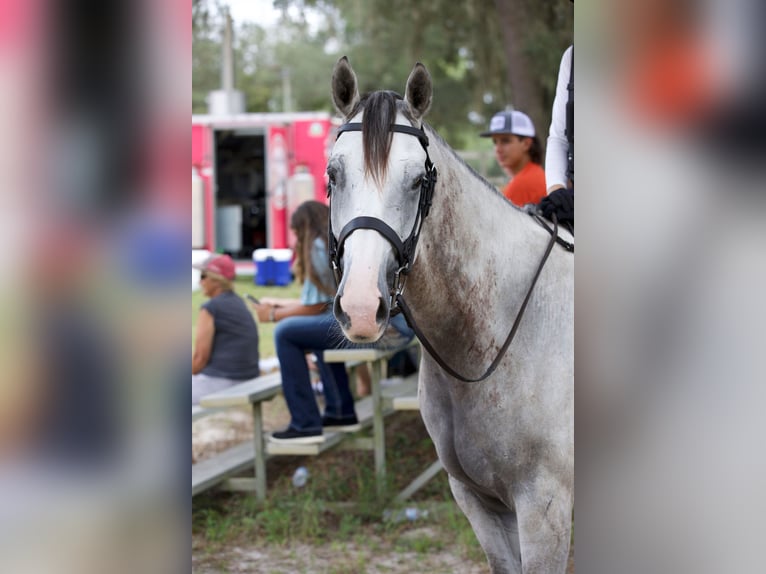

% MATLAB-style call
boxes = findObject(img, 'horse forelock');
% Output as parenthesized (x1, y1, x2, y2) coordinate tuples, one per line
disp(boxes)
(353, 91, 414, 187)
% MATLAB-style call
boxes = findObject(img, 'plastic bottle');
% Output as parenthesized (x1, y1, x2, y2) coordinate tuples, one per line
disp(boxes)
(383, 507, 428, 523)
(405, 507, 429, 521)
(292, 466, 309, 488)
(404, 507, 421, 521)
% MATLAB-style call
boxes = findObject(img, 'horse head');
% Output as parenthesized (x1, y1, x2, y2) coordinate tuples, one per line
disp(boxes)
(328, 56, 434, 342)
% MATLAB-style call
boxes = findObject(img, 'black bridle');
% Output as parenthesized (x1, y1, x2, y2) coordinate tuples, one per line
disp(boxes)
(328, 121, 437, 312)
(328, 120, 569, 383)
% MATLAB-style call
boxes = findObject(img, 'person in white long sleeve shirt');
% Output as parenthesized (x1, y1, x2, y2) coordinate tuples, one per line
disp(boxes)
(546, 45, 573, 193)
(539, 43, 575, 227)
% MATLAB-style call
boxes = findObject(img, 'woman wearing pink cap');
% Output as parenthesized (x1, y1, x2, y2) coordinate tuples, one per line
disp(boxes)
(192, 254, 260, 405)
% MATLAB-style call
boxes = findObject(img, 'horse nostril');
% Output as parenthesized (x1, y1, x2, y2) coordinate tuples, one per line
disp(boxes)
(333, 296, 351, 329)
(375, 296, 389, 324)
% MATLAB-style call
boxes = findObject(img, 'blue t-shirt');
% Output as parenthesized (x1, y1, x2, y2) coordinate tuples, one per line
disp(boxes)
(201, 291, 260, 379)
(300, 238, 335, 306)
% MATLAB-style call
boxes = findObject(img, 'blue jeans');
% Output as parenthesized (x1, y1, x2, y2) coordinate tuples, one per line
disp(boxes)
(274, 311, 414, 432)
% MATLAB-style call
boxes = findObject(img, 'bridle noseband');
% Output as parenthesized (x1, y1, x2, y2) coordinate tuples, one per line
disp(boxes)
(327, 121, 437, 314)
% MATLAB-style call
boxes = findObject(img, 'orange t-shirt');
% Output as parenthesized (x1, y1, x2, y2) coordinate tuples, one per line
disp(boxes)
(502, 162, 547, 207)
(625, 38, 720, 127)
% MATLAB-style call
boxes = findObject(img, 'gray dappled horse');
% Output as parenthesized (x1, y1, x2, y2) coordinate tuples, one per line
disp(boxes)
(327, 57, 573, 574)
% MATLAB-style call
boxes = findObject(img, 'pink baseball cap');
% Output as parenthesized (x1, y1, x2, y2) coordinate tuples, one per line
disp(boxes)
(194, 254, 236, 280)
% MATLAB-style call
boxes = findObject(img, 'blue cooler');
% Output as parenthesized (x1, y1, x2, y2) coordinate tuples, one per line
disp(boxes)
(253, 248, 293, 286)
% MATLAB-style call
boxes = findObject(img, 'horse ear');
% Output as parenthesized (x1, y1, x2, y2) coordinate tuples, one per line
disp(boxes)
(331, 56, 360, 118)
(404, 62, 432, 120)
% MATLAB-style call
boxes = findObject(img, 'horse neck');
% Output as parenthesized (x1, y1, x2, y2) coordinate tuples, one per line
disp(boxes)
(404, 144, 542, 373)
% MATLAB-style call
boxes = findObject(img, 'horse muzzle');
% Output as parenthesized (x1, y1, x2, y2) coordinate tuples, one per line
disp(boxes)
(332, 230, 395, 342)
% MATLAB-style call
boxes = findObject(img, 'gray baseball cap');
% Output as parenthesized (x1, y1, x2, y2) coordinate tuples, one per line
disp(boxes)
(479, 110, 536, 138)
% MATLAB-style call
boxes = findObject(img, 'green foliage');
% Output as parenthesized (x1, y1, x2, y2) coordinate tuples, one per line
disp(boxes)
(234, 20, 341, 113)
(193, 0, 340, 114)
(192, 2, 226, 113)
(296, 492, 324, 538)
(255, 505, 293, 544)
(315, 0, 510, 148)
(196, 508, 237, 545)
(396, 532, 445, 554)
(192, 0, 572, 148)
(337, 512, 361, 539)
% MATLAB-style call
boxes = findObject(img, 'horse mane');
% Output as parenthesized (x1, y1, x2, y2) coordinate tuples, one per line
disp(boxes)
(349, 91, 414, 186)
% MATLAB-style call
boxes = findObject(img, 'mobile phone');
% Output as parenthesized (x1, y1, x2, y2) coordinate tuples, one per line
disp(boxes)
(246, 294, 260, 304)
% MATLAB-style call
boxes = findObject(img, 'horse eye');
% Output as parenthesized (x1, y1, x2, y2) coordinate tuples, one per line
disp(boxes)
(411, 176, 423, 191)
(326, 170, 338, 194)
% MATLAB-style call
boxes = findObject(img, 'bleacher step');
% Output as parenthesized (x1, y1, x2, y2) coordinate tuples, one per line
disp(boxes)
(265, 374, 418, 457)
(199, 371, 283, 408)
(192, 442, 256, 496)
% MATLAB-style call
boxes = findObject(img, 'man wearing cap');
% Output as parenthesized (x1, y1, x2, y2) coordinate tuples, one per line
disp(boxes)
(480, 109, 547, 208)
(192, 254, 260, 405)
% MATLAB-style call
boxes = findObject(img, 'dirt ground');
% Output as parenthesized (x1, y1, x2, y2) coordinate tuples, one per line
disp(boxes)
(193, 537, 573, 573)
(193, 538, 492, 573)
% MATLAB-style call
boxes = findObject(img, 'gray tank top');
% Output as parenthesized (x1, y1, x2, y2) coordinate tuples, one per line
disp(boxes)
(201, 291, 260, 380)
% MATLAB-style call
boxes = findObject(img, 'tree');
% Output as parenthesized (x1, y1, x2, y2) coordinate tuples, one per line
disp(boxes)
(192, 0, 572, 148)
(192, 0, 226, 113)
(492, 0, 573, 143)
(234, 17, 340, 113)
(192, 0, 340, 115)
(273, 0, 572, 147)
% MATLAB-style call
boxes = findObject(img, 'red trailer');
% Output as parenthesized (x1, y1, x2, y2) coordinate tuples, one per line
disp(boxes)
(192, 112, 337, 257)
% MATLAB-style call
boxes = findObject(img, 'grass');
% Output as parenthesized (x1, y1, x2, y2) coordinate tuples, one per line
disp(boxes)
(192, 276, 302, 359)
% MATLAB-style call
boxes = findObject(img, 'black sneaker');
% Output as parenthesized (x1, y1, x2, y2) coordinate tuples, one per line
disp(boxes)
(322, 414, 361, 432)
(269, 427, 324, 444)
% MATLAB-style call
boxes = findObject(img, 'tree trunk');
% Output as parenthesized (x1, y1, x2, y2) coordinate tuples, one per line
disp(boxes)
(493, 0, 548, 145)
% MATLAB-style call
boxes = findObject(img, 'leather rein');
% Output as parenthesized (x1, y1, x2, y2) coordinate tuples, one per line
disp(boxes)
(329, 121, 570, 383)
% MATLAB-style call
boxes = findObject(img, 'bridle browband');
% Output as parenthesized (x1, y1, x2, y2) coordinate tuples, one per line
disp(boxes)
(328, 119, 569, 383)
(328, 121, 437, 310)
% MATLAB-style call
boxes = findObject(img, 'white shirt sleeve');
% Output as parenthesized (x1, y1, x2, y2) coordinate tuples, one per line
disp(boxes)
(545, 45, 573, 192)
